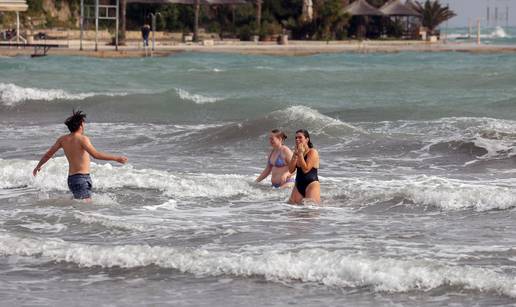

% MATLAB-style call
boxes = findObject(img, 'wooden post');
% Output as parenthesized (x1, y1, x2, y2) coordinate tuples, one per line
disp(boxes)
(467, 18, 471, 39)
(477, 18, 481, 45)
(16, 11, 20, 45)
(194, 0, 200, 42)
(95, 0, 99, 51)
(151, 13, 156, 51)
(120, 0, 126, 43)
(115, 0, 119, 51)
(255, 0, 262, 34)
(80, 0, 84, 50)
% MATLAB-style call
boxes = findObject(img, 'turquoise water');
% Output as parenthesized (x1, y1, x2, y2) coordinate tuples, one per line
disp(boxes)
(2, 52, 516, 122)
(0, 52, 516, 306)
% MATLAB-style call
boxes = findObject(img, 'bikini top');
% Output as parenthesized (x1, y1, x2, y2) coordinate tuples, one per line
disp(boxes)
(268, 149, 288, 168)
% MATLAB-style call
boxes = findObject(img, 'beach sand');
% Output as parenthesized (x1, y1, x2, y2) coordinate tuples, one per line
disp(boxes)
(1, 40, 516, 57)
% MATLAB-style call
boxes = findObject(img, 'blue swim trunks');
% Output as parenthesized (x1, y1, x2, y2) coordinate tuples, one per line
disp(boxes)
(67, 174, 92, 199)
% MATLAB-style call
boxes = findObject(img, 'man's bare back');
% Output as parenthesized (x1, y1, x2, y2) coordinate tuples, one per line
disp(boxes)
(60, 133, 92, 175)
(33, 110, 127, 200)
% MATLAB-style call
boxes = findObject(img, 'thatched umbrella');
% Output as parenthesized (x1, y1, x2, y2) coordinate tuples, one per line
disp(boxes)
(343, 0, 383, 38)
(344, 0, 383, 16)
(380, 0, 421, 37)
(380, 0, 420, 16)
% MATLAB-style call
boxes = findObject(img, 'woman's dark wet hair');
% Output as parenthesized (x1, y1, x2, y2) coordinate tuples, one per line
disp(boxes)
(65, 110, 86, 133)
(296, 129, 313, 148)
(271, 129, 287, 142)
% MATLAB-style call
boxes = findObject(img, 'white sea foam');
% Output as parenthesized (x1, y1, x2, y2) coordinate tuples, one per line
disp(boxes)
(175, 88, 223, 104)
(470, 137, 514, 160)
(3, 157, 515, 211)
(0, 83, 127, 106)
(327, 176, 516, 212)
(447, 26, 511, 40)
(20, 222, 68, 233)
(491, 26, 509, 39)
(371, 117, 516, 138)
(142, 199, 177, 211)
(1, 234, 515, 297)
(255, 66, 275, 70)
(73, 213, 149, 232)
(187, 68, 226, 73)
(371, 117, 516, 160)
(0, 158, 261, 200)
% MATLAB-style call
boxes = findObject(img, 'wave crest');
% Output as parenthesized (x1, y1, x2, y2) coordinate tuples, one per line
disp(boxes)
(0, 158, 261, 200)
(0, 82, 127, 106)
(268, 106, 366, 135)
(193, 106, 366, 146)
(327, 176, 516, 211)
(1, 234, 515, 297)
(175, 88, 223, 104)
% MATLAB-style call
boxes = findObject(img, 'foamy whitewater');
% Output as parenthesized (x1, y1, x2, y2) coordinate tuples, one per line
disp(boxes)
(0, 52, 515, 306)
(445, 26, 516, 45)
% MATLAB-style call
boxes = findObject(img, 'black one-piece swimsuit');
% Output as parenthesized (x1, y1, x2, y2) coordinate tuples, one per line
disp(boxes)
(295, 154, 319, 197)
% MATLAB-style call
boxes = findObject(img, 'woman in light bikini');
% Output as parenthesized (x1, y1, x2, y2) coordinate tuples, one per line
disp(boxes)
(256, 129, 295, 188)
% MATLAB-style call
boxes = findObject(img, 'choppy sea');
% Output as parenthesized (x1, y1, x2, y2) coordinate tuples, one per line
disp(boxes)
(0, 52, 515, 306)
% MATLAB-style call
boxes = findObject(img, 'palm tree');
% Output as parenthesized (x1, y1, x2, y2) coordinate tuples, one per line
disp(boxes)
(314, 0, 350, 40)
(412, 0, 456, 35)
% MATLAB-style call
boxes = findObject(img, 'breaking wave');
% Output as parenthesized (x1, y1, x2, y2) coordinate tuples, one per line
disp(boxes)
(1, 234, 515, 297)
(175, 88, 223, 104)
(3, 157, 515, 211)
(0, 82, 127, 106)
(370, 117, 516, 161)
(193, 106, 366, 146)
(0, 157, 262, 200)
(327, 176, 516, 212)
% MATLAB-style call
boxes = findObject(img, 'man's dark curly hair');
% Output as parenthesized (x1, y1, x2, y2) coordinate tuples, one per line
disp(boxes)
(64, 109, 86, 133)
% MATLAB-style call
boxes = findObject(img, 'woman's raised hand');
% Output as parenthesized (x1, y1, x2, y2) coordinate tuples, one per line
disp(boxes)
(297, 143, 306, 156)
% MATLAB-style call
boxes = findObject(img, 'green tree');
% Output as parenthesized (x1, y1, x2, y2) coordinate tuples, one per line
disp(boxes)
(313, 0, 350, 40)
(413, 0, 456, 35)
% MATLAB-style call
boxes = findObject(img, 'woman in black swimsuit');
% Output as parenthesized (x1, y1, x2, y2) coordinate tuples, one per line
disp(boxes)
(288, 129, 320, 204)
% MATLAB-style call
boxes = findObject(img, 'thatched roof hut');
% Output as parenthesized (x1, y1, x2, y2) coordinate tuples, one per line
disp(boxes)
(380, 0, 421, 16)
(343, 0, 383, 16)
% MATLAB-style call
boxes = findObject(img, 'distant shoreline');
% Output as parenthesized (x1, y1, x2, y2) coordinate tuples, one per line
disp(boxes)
(1, 40, 516, 58)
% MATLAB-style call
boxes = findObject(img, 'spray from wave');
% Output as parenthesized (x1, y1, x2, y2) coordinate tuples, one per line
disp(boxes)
(491, 26, 509, 38)
(175, 88, 223, 104)
(0, 83, 129, 106)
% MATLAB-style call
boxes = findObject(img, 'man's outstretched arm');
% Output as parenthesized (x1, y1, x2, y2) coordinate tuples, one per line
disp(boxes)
(81, 136, 128, 164)
(33, 138, 63, 176)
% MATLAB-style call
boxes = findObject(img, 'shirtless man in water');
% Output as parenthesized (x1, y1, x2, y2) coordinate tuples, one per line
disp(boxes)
(32, 110, 128, 201)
